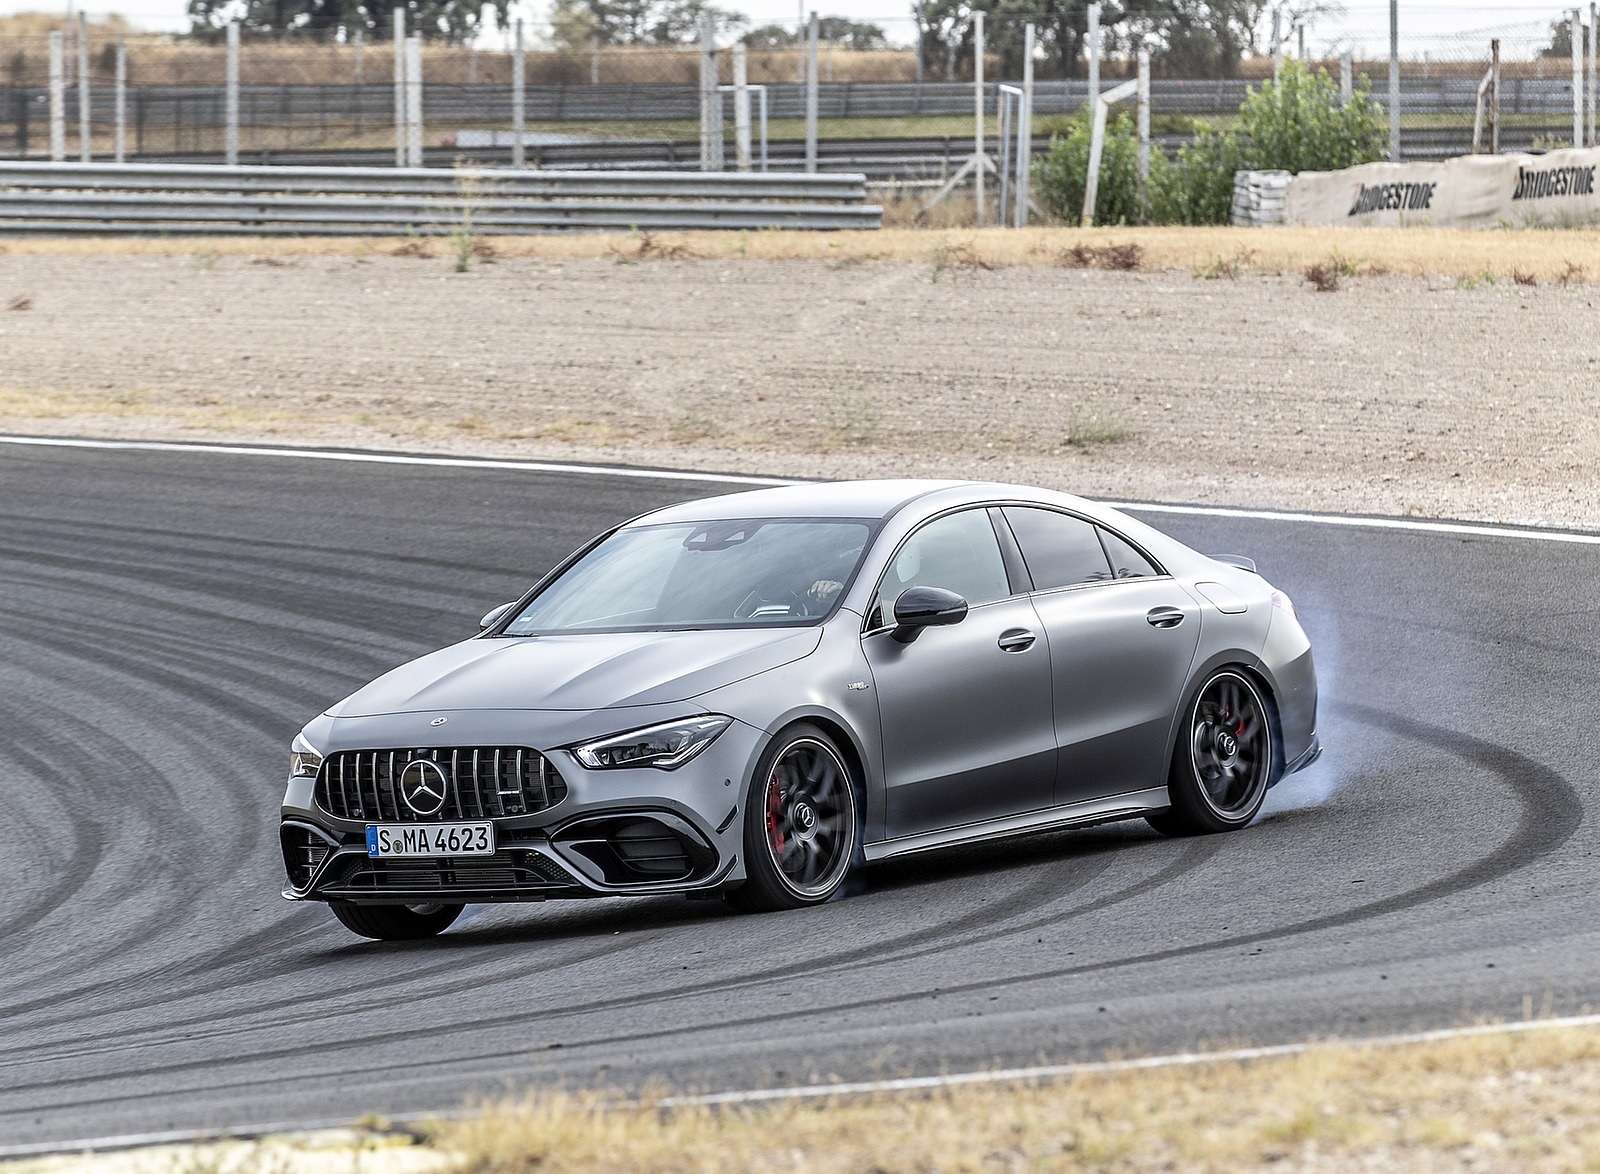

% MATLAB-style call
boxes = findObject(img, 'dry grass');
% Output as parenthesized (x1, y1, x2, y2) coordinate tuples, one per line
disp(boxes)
(431, 1024, 1600, 1173)
(7, 225, 1599, 284)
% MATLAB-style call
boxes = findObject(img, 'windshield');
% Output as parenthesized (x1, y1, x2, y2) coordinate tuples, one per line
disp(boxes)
(501, 518, 877, 634)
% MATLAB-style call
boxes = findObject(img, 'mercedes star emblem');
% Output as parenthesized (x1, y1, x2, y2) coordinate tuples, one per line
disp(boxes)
(398, 758, 449, 816)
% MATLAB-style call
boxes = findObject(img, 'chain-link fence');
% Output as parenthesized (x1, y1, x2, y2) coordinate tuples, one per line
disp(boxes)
(1, 9, 1594, 169)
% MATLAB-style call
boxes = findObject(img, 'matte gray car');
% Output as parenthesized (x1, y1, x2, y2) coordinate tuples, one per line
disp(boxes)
(279, 479, 1320, 939)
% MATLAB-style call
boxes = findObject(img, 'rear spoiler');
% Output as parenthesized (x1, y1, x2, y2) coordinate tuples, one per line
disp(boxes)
(1211, 554, 1258, 574)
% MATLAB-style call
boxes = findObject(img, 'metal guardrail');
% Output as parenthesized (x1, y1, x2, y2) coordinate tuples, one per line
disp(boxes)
(6, 78, 1591, 129)
(118, 124, 1564, 179)
(0, 162, 881, 234)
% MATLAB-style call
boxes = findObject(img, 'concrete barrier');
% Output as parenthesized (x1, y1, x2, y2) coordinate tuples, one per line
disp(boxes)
(1282, 148, 1600, 229)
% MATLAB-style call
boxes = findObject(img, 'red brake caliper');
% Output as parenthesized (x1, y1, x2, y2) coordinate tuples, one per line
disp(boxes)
(766, 771, 785, 856)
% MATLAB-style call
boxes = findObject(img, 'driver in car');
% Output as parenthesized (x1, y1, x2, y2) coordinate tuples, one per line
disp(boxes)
(804, 537, 869, 610)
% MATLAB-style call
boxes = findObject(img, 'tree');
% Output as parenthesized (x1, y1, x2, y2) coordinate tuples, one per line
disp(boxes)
(913, 0, 1271, 82)
(1543, 16, 1574, 58)
(546, 0, 745, 46)
(742, 18, 888, 50)
(186, 0, 507, 41)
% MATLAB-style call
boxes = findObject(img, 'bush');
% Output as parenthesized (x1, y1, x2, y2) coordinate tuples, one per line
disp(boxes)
(1033, 110, 1146, 227)
(1148, 126, 1244, 226)
(1032, 59, 1387, 228)
(1239, 58, 1387, 175)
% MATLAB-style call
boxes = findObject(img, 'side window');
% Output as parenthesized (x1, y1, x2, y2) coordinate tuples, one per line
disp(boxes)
(1099, 528, 1161, 579)
(1003, 507, 1113, 591)
(870, 509, 1011, 628)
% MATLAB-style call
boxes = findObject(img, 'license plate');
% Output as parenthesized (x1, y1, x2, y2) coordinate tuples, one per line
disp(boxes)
(366, 822, 494, 858)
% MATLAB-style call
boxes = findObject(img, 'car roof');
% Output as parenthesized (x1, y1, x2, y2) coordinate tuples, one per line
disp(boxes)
(631, 479, 974, 525)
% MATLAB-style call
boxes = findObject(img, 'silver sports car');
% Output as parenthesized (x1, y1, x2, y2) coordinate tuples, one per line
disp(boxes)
(280, 479, 1320, 939)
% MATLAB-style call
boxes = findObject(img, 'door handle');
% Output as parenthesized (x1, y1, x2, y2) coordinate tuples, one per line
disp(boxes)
(998, 628, 1036, 652)
(1146, 607, 1186, 629)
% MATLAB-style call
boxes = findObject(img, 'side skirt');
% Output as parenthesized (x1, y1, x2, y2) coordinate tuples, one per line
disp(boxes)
(863, 787, 1171, 863)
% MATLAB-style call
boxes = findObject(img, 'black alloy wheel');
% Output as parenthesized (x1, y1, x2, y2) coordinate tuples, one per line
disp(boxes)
(1148, 669, 1275, 836)
(728, 723, 859, 912)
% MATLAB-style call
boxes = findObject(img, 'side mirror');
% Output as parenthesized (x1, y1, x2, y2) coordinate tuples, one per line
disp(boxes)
(891, 586, 969, 644)
(479, 602, 517, 631)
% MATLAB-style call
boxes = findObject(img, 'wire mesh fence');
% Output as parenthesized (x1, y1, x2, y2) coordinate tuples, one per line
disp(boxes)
(0, 9, 1594, 168)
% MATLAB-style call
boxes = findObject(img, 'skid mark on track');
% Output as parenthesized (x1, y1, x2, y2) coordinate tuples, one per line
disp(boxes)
(25, 700, 1559, 1107)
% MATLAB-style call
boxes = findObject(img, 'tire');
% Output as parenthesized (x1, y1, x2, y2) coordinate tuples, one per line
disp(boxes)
(329, 901, 464, 940)
(1149, 668, 1276, 836)
(726, 723, 860, 913)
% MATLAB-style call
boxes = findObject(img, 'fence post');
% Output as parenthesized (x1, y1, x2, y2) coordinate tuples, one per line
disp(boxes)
(973, 10, 984, 227)
(353, 28, 364, 86)
(733, 43, 752, 172)
(1086, 3, 1100, 108)
(392, 7, 405, 167)
(589, 37, 599, 85)
(1015, 23, 1033, 228)
(1339, 50, 1352, 106)
(49, 31, 64, 162)
(1387, 0, 1399, 161)
(1271, 9, 1282, 83)
(805, 11, 819, 173)
(512, 18, 525, 169)
(1136, 49, 1149, 224)
(114, 35, 126, 162)
(405, 34, 423, 166)
(1589, 3, 1597, 147)
(698, 14, 723, 171)
(1491, 38, 1500, 155)
(77, 12, 90, 162)
(1572, 9, 1584, 147)
(225, 22, 240, 165)
(16, 87, 29, 158)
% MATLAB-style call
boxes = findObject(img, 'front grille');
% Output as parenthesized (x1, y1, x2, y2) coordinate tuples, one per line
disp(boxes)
(314, 747, 567, 822)
(326, 851, 581, 894)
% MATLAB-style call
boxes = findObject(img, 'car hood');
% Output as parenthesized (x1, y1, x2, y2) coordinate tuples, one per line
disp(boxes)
(327, 626, 824, 717)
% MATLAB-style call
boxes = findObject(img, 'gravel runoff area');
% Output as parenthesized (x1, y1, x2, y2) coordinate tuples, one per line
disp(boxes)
(1, 252, 1597, 528)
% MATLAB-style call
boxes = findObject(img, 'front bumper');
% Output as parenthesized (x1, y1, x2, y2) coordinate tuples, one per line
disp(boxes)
(280, 717, 765, 905)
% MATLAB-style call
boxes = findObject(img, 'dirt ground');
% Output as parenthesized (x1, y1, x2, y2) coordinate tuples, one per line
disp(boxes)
(1, 250, 1597, 527)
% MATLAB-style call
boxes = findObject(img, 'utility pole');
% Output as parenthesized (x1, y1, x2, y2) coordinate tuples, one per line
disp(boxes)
(1271, 7, 1283, 83)
(1590, 3, 1598, 146)
(914, 0, 925, 89)
(733, 42, 752, 172)
(511, 18, 525, 168)
(392, 7, 406, 167)
(698, 13, 722, 171)
(1490, 38, 1500, 156)
(1015, 22, 1033, 228)
(225, 21, 240, 166)
(1571, 8, 1584, 147)
(77, 11, 90, 162)
(1086, 3, 1100, 107)
(49, 31, 65, 162)
(405, 33, 422, 167)
(114, 34, 126, 162)
(1136, 49, 1149, 223)
(805, 11, 818, 173)
(973, 11, 984, 227)
(1388, 0, 1400, 161)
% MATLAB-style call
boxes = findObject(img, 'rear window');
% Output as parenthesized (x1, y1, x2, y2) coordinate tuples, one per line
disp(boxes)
(1002, 507, 1113, 591)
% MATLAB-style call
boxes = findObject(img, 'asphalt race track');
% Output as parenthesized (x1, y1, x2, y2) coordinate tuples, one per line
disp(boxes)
(2, 441, 1597, 1148)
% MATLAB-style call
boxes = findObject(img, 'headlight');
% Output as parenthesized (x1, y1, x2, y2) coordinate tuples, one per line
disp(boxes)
(289, 732, 324, 779)
(573, 715, 733, 771)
